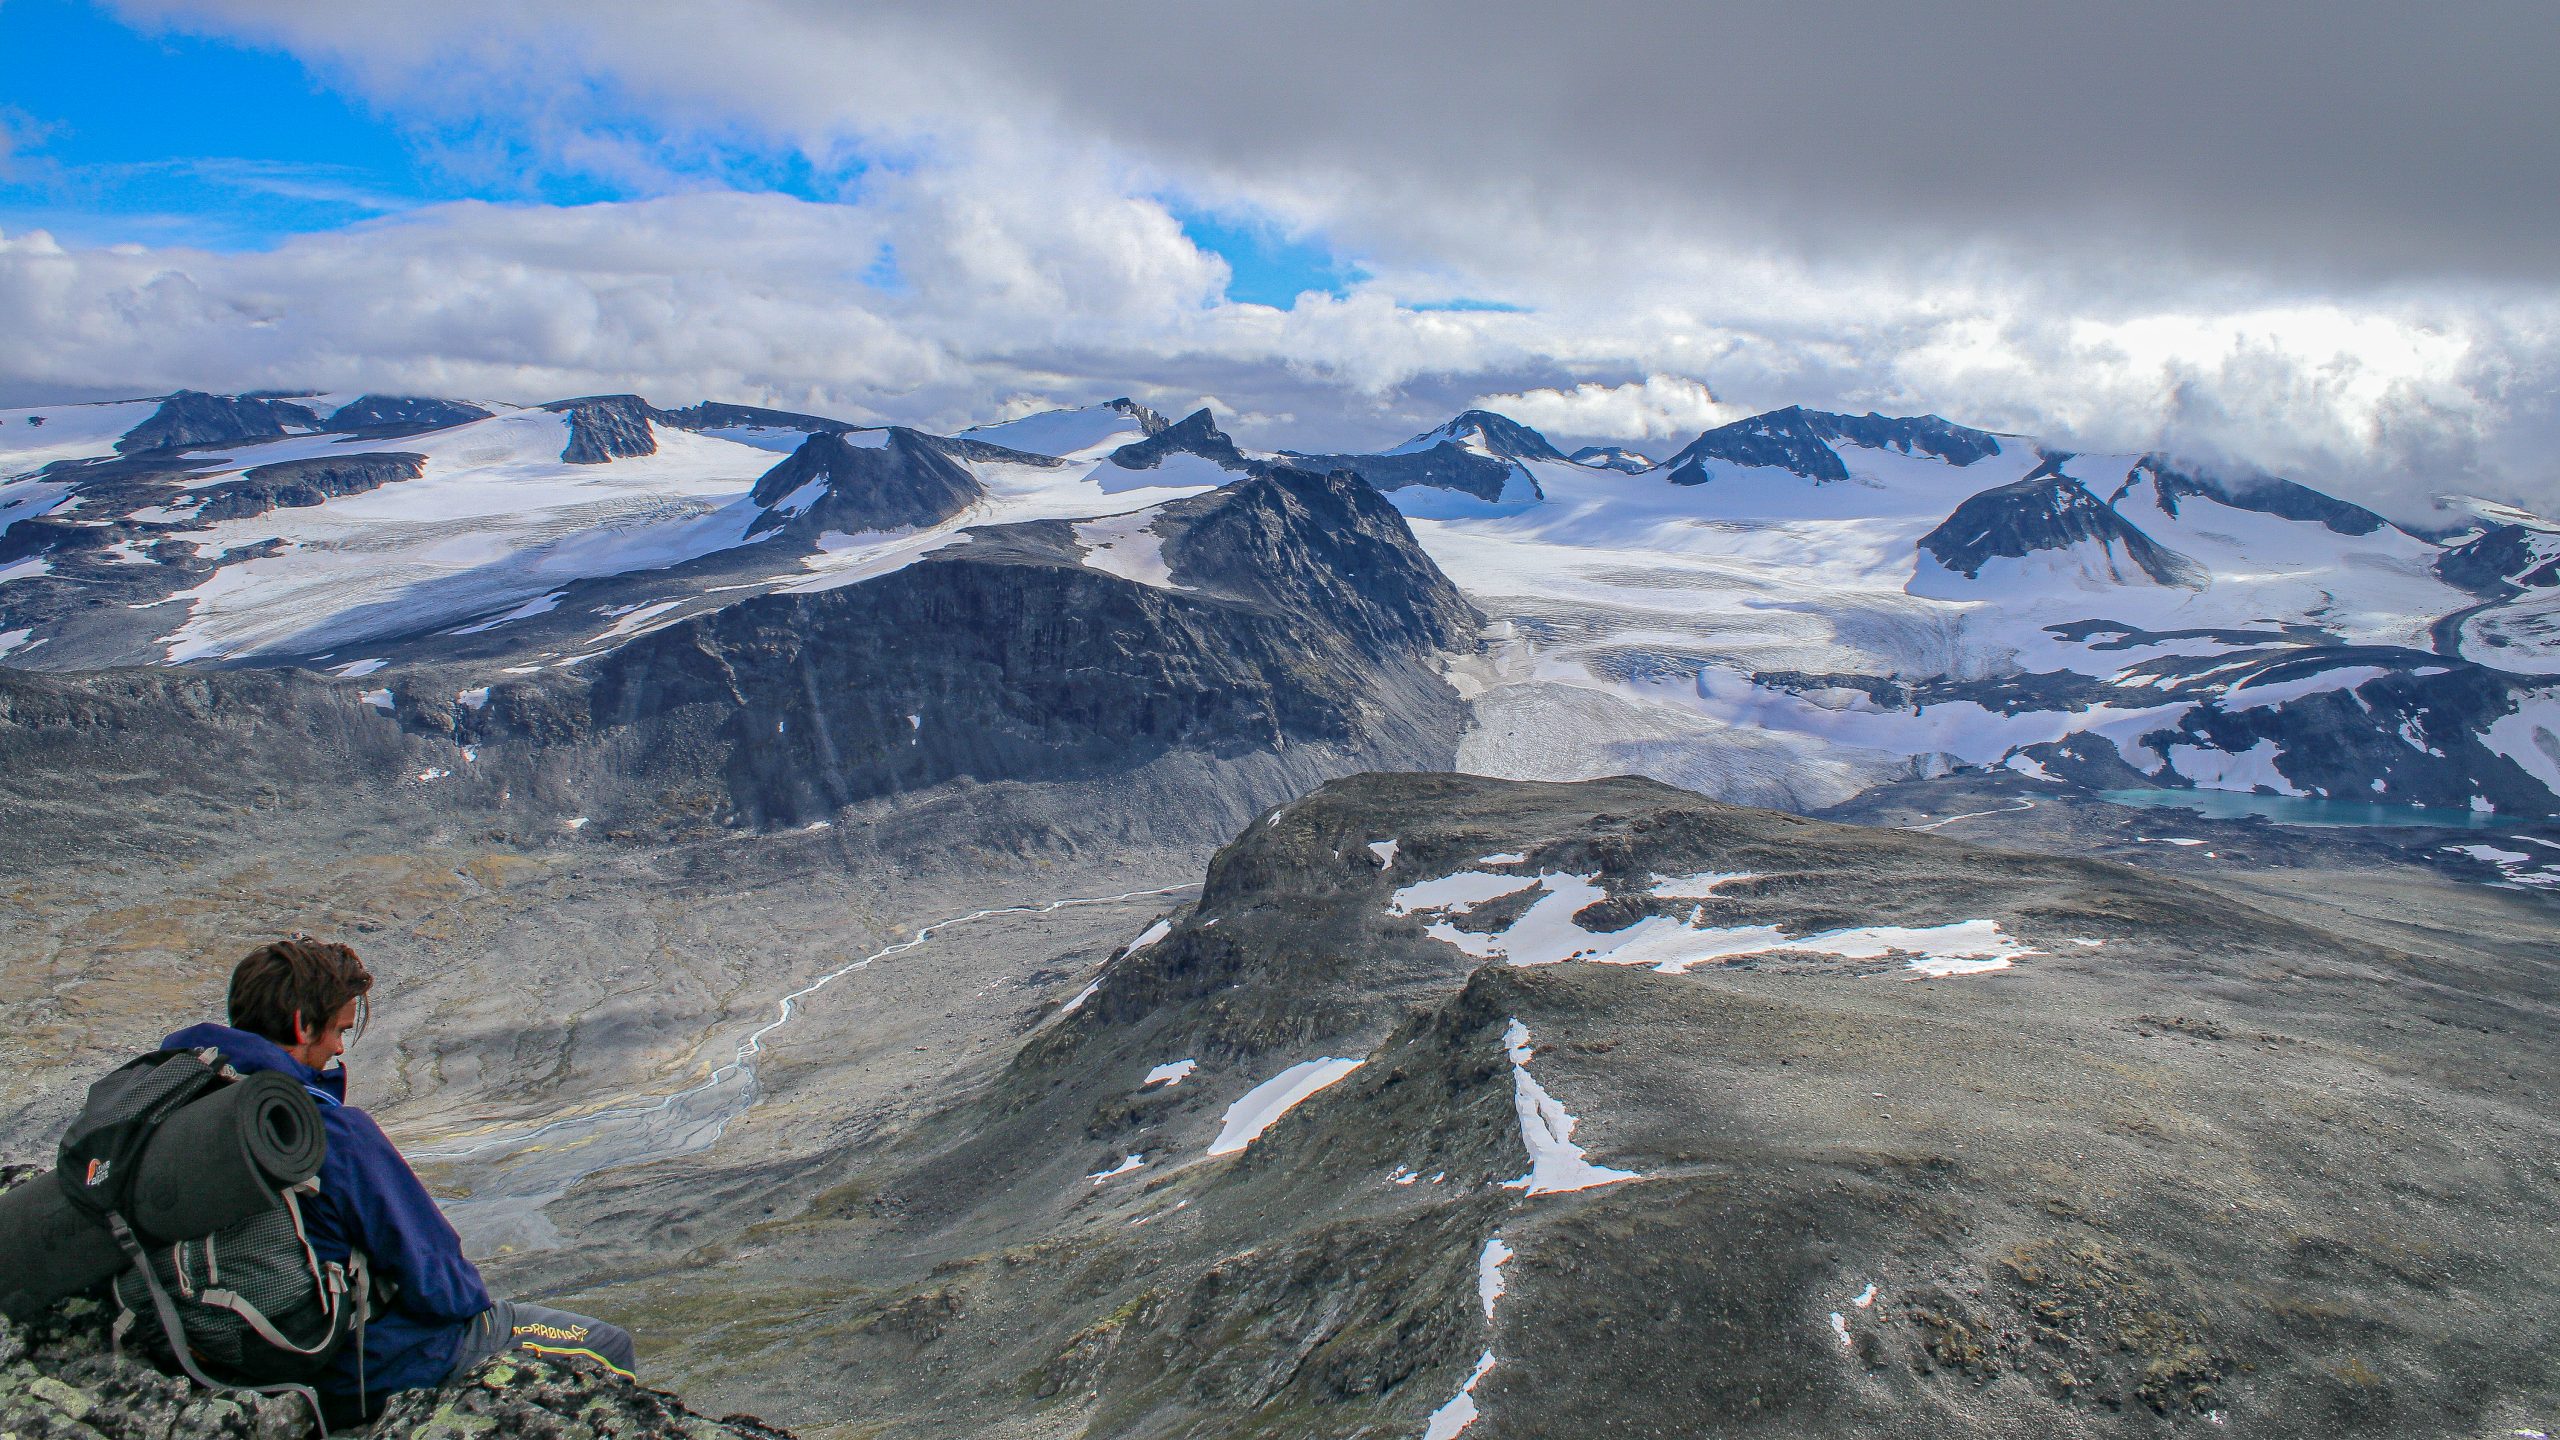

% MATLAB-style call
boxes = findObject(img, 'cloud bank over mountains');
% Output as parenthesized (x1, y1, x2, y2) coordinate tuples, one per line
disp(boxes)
(3, 0, 2555, 519)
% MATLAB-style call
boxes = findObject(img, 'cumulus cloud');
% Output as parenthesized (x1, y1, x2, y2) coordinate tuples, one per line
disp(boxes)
(1469, 376, 1742, 447)
(5, 0, 2554, 520)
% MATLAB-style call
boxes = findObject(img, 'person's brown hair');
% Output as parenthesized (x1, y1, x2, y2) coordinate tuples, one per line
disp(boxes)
(228, 937, 373, 1048)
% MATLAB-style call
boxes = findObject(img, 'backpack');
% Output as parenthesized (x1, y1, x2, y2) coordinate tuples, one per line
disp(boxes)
(58, 1049, 367, 1421)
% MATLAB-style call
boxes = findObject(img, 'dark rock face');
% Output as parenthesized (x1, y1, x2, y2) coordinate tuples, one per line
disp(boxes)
(321, 395, 492, 436)
(1104, 408, 1249, 472)
(1664, 406, 2002, 485)
(654, 400, 860, 436)
(1416, 410, 1568, 462)
(115, 393, 322, 455)
(1279, 410, 1564, 502)
(2438, 523, 2560, 593)
(1276, 446, 1526, 502)
(1106, 397, 1173, 436)
(1810, 409, 2004, 465)
(541, 395, 660, 464)
(590, 466, 1474, 825)
(1666, 406, 1849, 484)
(1570, 445, 1654, 473)
(745, 430, 984, 539)
(2133, 457, 2388, 536)
(1920, 473, 2200, 585)
(2140, 652, 2558, 812)
(189, 453, 428, 523)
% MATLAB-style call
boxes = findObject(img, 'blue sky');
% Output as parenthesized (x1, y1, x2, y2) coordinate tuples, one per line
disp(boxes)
(0, 0, 1355, 304)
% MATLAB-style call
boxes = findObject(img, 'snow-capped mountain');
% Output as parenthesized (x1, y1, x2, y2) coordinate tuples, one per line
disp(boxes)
(1355, 406, 2559, 820)
(3, 387, 2557, 824)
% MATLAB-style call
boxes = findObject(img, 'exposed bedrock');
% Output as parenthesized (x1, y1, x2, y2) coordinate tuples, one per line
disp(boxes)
(113, 392, 322, 455)
(1919, 470, 2201, 585)
(541, 394, 661, 464)
(695, 771, 2557, 1439)
(592, 467, 1478, 826)
(746, 429, 985, 538)
(190, 452, 428, 523)
(321, 394, 493, 437)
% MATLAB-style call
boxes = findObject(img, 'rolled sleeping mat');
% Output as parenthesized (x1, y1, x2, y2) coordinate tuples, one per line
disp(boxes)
(0, 1071, 324, 1319)
(128, 1069, 326, 1241)
(0, 1173, 129, 1319)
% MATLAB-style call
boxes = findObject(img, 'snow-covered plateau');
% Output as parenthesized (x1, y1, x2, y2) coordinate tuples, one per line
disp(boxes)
(3, 388, 2555, 820)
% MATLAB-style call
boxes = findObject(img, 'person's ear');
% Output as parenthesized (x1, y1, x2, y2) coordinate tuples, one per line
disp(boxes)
(291, 1011, 312, 1048)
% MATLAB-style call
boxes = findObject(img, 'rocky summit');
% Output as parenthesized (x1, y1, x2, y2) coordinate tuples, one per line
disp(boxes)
(527, 773, 2556, 1439)
(2, 386, 2556, 1440)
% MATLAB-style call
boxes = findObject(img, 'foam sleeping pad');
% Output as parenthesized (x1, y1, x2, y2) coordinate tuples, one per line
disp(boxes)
(0, 1071, 324, 1318)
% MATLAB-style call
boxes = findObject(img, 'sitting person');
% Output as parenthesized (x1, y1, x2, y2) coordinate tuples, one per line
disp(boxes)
(161, 936, 637, 1424)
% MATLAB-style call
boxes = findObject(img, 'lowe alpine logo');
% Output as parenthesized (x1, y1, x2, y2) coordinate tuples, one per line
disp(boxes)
(84, 1158, 111, 1187)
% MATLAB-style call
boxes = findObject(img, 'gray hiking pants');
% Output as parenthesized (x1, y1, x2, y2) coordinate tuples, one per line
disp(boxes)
(444, 1299, 637, 1380)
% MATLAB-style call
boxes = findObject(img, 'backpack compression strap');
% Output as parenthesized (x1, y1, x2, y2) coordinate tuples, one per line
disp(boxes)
(107, 1212, 325, 1436)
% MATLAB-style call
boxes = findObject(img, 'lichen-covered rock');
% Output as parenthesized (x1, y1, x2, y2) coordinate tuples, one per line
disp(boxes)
(366, 1350, 795, 1440)
(0, 1299, 305, 1440)
(0, 1303, 799, 1440)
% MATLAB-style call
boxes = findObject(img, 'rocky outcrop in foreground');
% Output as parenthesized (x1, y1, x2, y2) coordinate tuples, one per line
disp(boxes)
(0, 1297, 794, 1439)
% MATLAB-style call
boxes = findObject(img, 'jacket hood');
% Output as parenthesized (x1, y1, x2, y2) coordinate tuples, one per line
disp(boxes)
(161, 1022, 347, 1105)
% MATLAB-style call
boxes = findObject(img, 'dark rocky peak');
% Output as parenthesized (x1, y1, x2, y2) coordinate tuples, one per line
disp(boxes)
(2129, 456, 2388, 537)
(2438, 522, 2560, 593)
(114, 391, 323, 454)
(1808, 409, 2004, 465)
(587, 461, 1471, 827)
(1158, 465, 1480, 661)
(541, 393, 660, 464)
(653, 400, 859, 435)
(745, 428, 983, 539)
(1401, 409, 1568, 462)
(1664, 405, 2002, 485)
(1921, 472, 2201, 586)
(1571, 444, 1655, 473)
(188, 452, 427, 524)
(1107, 396, 1173, 435)
(321, 394, 492, 436)
(1275, 414, 1550, 503)
(1663, 405, 1847, 484)
(1104, 407, 1249, 471)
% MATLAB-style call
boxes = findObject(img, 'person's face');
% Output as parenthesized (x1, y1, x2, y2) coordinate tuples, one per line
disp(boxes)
(289, 998, 361, 1071)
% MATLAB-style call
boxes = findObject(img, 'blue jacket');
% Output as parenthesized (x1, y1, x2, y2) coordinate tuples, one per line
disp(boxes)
(161, 1024, 491, 1399)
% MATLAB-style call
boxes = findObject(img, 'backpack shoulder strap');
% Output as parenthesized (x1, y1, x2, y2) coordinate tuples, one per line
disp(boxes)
(106, 1211, 325, 1436)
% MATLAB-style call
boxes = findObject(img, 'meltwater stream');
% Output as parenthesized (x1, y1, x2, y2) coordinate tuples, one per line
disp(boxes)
(415, 884, 1195, 1253)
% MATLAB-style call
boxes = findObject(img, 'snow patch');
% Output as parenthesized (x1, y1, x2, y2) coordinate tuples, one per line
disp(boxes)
(1121, 919, 1173, 957)
(1207, 1058, 1364, 1156)
(1073, 507, 1190, 591)
(1143, 1059, 1197, 1088)
(1421, 1352, 1497, 1440)
(1501, 1020, 1639, 1195)
(449, 591, 563, 635)
(1368, 839, 1400, 868)
(1088, 1154, 1144, 1183)
(1477, 1235, 1513, 1319)
(330, 657, 386, 678)
(456, 686, 490, 710)
(358, 688, 394, 711)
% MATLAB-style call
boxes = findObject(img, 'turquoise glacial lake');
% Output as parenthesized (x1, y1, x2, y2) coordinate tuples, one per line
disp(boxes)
(2099, 789, 2527, 831)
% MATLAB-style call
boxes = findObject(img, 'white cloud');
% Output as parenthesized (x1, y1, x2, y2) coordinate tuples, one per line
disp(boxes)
(14, 1, 2560, 518)
(1469, 375, 1742, 445)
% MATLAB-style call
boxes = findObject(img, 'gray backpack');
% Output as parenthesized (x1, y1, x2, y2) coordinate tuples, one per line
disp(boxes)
(111, 1181, 367, 1385)
(58, 1049, 367, 1421)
